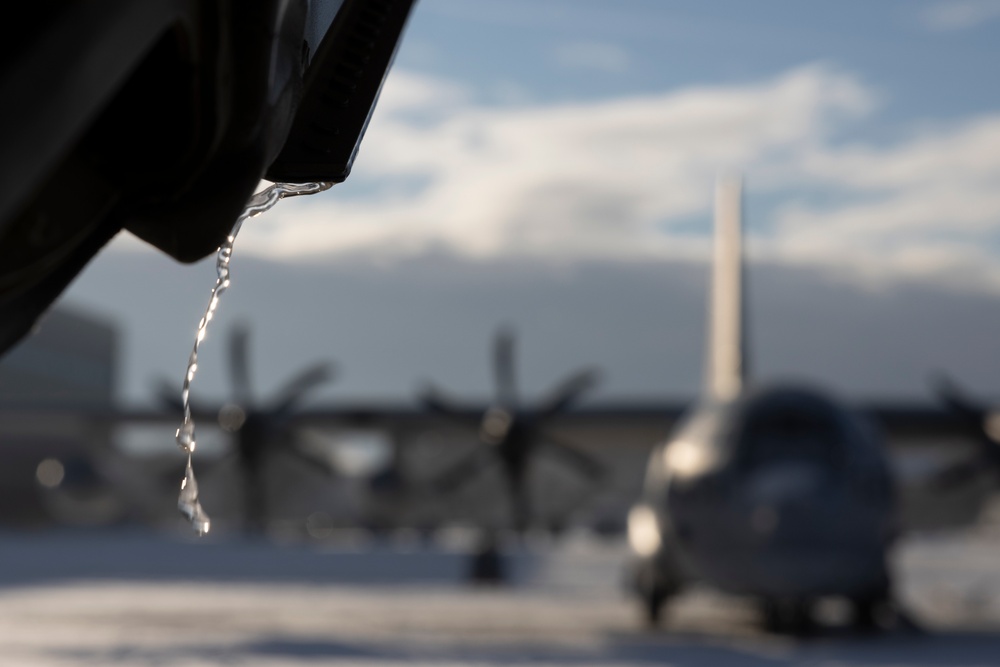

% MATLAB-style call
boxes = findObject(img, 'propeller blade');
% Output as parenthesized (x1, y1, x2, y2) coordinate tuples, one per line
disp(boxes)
(494, 327, 517, 408)
(927, 457, 991, 491)
(156, 451, 234, 489)
(268, 362, 336, 415)
(928, 373, 1000, 504)
(931, 372, 1000, 464)
(926, 456, 997, 491)
(420, 384, 459, 415)
(153, 378, 214, 418)
(193, 451, 238, 479)
(228, 322, 253, 405)
(153, 378, 184, 412)
(504, 470, 531, 535)
(368, 464, 406, 494)
(536, 368, 602, 417)
(541, 433, 605, 481)
(931, 372, 987, 424)
(281, 438, 337, 477)
(430, 448, 494, 493)
(418, 384, 481, 427)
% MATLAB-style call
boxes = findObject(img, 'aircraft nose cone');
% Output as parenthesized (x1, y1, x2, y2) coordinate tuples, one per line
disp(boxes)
(744, 463, 830, 537)
(745, 462, 826, 503)
(750, 505, 779, 535)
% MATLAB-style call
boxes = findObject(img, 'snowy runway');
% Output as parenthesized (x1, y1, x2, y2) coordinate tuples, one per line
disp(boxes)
(0, 530, 998, 666)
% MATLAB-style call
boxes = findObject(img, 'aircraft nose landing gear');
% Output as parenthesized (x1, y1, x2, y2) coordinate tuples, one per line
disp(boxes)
(761, 597, 816, 636)
(467, 533, 506, 584)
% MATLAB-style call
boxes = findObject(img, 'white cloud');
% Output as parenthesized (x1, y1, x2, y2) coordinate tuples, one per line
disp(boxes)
(116, 64, 1000, 292)
(918, 0, 1000, 31)
(229, 65, 873, 262)
(765, 117, 1000, 288)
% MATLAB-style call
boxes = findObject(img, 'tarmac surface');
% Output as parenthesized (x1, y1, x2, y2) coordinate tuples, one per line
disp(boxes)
(0, 528, 999, 666)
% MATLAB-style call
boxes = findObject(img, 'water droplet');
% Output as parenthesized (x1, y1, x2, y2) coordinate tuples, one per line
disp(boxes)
(175, 421, 196, 453)
(174, 181, 333, 535)
(178, 456, 210, 536)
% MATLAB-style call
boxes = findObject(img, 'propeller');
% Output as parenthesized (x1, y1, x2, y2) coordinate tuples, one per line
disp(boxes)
(420, 327, 606, 534)
(150, 321, 339, 535)
(226, 323, 341, 533)
(542, 433, 605, 482)
(928, 372, 1000, 489)
(228, 322, 253, 406)
(420, 383, 475, 422)
(494, 327, 517, 408)
(432, 448, 496, 493)
(536, 368, 603, 418)
(153, 378, 185, 413)
(267, 361, 337, 416)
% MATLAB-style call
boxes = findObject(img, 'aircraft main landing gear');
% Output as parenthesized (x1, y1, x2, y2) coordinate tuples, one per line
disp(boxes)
(642, 586, 670, 626)
(467, 533, 506, 584)
(761, 598, 815, 636)
(630, 563, 677, 627)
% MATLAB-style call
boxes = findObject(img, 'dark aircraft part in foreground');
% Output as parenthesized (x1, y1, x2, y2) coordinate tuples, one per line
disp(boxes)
(0, 0, 416, 356)
(420, 328, 606, 535)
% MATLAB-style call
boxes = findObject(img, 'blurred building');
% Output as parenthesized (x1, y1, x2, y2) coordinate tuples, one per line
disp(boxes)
(0, 306, 120, 526)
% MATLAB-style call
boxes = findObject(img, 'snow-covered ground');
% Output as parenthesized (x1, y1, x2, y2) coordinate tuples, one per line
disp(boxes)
(0, 527, 999, 666)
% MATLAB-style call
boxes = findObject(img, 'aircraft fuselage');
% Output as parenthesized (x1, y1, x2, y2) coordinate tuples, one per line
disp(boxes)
(630, 383, 896, 606)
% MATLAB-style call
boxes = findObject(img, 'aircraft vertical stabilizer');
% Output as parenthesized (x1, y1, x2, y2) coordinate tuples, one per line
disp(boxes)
(705, 176, 747, 400)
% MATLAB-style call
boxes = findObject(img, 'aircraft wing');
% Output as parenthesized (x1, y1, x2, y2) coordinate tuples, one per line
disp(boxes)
(286, 400, 996, 535)
(291, 401, 687, 430)
(861, 403, 995, 533)
(17, 398, 993, 534)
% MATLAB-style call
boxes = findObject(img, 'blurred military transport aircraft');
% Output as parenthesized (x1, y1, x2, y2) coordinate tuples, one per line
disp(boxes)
(2, 219, 996, 586)
(625, 177, 1000, 634)
(2, 306, 993, 553)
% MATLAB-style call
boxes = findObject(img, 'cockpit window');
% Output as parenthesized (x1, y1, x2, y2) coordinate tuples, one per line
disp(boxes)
(738, 400, 843, 469)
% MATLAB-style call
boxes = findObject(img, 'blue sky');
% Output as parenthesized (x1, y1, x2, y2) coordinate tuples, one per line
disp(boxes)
(58, 0, 1000, 405)
(401, 0, 1000, 121)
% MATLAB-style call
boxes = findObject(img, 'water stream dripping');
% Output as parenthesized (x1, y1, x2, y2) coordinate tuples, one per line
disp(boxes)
(175, 181, 333, 535)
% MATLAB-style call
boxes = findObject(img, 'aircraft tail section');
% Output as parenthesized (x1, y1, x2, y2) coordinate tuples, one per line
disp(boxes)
(705, 175, 747, 400)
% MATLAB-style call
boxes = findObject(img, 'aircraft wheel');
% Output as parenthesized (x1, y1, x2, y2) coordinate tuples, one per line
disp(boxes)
(641, 586, 670, 627)
(628, 558, 679, 628)
(762, 598, 814, 636)
(850, 596, 886, 633)
(467, 542, 506, 584)
(851, 573, 894, 633)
